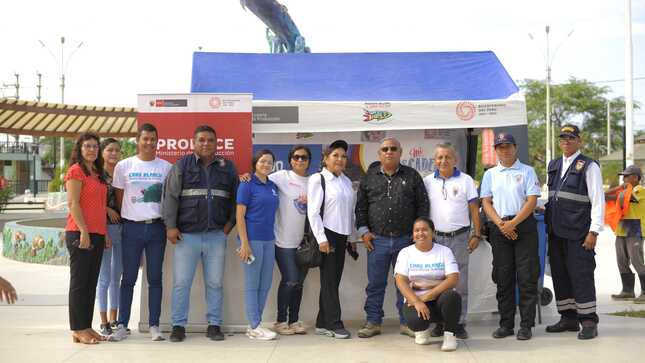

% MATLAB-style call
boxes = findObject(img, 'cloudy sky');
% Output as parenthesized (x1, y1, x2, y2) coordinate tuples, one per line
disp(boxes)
(1, 0, 644, 128)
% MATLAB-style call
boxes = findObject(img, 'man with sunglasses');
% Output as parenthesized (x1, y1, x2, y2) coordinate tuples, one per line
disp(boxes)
(422, 143, 481, 339)
(356, 137, 429, 338)
(545, 124, 604, 340)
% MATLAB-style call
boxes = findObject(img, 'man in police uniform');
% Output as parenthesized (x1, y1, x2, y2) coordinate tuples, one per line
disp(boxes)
(545, 124, 604, 340)
(162, 125, 239, 342)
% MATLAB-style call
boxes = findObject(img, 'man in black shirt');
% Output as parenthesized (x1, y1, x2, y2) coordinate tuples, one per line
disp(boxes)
(356, 137, 429, 338)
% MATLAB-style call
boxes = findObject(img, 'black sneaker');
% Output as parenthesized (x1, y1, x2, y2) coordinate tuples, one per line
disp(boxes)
(454, 324, 468, 339)
(430, 323, 444, 337)
(492, 327, 514, 339)
(169, 325, 186, 342)
(206, 325, 225, 341)
(516, 327, 532, 340)
(545, 319, 580, 333)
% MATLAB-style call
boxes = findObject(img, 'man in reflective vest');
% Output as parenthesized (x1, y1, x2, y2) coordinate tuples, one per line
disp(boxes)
(162, 125, 239, 342)
(545, 124, 604, 340)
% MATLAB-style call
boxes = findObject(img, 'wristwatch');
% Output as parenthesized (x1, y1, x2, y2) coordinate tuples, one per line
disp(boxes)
(471, 234, 482, 240)
(589, 231, 599, 237)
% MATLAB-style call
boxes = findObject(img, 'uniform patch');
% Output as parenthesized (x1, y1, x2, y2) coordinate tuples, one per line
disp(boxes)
(575, 160, 586, 171)
(452, 185, 459, 196)
(515, 174, 523, 183)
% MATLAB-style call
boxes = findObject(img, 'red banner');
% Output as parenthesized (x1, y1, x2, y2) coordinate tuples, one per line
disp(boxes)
(137, 94, 253, 173)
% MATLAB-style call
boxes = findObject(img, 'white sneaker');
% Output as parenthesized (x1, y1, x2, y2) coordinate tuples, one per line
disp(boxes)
(111, 324, 128, 341)
(150, 326, 166, 341)
(273, 322, 295, 335)
(290, 321, 307, 334)
(441, 332, 458, 351)
(246, 326, 277, 340)
(414, 328, 431, 345)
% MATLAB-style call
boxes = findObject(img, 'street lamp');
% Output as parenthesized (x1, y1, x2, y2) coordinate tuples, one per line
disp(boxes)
(30, 142, 39, 197)
(529, 26, 574, 171)
(38, 36, 83, 191)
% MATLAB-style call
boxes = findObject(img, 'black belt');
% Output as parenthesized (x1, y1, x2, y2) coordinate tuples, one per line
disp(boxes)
(124, 218, 162, 225)
(501, 215, 516, 221)
(434, 226, 470, 238)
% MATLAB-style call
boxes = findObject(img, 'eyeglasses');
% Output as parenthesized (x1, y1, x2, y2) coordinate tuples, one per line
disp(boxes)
(380, 146, 399, 153)
(559, 137, 577, 143)
(82, 144, 99, 150)
(292, 155, 309, 161)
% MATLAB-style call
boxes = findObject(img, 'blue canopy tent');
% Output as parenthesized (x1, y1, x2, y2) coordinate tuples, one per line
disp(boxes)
(190, 51, 529, 176)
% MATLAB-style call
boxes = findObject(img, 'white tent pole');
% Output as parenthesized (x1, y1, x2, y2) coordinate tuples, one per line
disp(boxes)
(625, 0, 634, 167)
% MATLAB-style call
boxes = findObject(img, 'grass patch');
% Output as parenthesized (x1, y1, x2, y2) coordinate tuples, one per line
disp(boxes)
(609, 309, 645, 318)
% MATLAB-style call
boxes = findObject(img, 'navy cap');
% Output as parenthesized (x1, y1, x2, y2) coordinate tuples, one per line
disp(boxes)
(559, 124, 581, 138)
(618, 165, 642, 178)
(493, 133, 516, 147)
(328, 139, 348, 151)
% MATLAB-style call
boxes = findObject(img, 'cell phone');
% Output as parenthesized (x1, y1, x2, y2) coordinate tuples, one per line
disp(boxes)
(235, 247, 255, 264)
(72, 239, 94, 250)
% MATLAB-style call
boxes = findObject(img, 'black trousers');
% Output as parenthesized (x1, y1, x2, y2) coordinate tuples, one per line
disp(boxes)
(66, 231, 105, 331)
(316, 228, 347, 330)
(489, 216, 539, 329)
(548, 234, 598, 323)
(402, 289, 462, 333)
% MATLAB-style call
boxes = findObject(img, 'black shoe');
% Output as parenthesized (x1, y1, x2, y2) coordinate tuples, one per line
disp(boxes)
(516, 327, 532, 340)
(169, 325, 186, 342)
(545, 319, 580, 333)
(577, 324, 598, 340)
(492, 327, 514, 339)
(206, 325, 225, 341)
(430, 323, 444, 337)
(455, 324, 468, 339)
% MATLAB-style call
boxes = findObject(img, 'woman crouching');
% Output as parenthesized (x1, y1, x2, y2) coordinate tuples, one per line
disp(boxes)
(395, 216, 462, 351)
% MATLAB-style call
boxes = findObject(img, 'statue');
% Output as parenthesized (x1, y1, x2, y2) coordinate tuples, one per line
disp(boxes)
(241, 0, 310, 53)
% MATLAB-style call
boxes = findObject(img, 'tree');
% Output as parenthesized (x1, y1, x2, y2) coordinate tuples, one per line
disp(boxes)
(522, 78, 635, 181)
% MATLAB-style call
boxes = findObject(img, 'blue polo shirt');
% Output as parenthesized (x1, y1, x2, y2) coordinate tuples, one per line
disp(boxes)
(236, 174, 280, 241)
(480, 159, 541, 218)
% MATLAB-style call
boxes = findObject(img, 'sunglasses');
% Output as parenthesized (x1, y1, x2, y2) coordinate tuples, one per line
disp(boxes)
(380, 146, 399, 153)
(291, 155, 309, 161)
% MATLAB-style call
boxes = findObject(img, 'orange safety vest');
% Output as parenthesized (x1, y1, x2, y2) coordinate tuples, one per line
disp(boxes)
(605, 184, 633, 232)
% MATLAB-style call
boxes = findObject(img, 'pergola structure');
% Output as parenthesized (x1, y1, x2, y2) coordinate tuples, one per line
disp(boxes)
(0, 98, 137, 137)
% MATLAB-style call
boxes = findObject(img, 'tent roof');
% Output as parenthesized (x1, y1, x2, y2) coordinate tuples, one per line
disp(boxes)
(191, 51, 519, 101)
(0, 98, 137, 137)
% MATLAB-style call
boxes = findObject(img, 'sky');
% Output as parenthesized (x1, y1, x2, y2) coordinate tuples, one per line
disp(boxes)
(1, 0, 644, 129)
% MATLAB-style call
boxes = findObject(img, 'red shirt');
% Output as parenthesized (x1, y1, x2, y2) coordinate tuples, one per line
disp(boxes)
(65, 163, 108, 235)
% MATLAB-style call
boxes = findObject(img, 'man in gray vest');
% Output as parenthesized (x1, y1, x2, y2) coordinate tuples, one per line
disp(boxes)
(545, 124, 604, 340)
(163, 125, 239, 342)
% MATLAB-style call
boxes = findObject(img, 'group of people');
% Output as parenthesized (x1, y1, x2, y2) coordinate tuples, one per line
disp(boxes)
(62, 122, 620, 349)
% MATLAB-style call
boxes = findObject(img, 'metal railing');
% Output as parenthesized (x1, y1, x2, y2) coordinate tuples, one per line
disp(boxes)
(6, 179, 50, 195)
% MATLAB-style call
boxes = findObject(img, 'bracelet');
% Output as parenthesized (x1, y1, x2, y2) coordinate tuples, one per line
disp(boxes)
(470, 234, 481, 240)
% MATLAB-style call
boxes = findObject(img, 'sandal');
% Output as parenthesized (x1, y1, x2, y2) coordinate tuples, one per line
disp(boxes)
(72, 332, 99, 345)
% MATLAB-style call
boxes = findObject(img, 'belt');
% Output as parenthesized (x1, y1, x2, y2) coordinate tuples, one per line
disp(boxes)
(434, 226, 470, 238)
(125, 218, 162, 224)
(501, 215, 516, 221)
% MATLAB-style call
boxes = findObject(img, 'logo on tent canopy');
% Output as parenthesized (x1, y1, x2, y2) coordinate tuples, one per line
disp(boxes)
(362, 103, 393, 124)
(456, 101, 476, 121)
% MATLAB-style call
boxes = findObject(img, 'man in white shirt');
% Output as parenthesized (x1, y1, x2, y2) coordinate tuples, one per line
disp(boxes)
(112, 123, 172, 342)
(423, 144, 480, 339)
(544, 124, 604, 340)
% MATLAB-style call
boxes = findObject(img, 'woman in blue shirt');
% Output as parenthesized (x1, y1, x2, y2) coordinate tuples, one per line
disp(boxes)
(236, 149, 280, 340)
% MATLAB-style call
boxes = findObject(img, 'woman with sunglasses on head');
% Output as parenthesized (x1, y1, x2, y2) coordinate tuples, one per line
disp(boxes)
(65, 133, 109, 344)
(95, 138, 123, 337)
(307, 140, 356, 339)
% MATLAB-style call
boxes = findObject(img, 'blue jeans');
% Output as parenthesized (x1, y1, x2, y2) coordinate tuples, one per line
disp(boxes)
(171, 230, 226, 327)
(118, 220, 166, 328)
(364, 234, 411, 325)
(275, 246, 308, 324)
(242, 240, 275, 329)
(97, 224, 123, 312)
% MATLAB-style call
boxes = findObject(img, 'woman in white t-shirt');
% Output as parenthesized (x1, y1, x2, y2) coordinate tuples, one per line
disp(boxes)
(270, 145, 312, 335)
(395, 217, 462, 351)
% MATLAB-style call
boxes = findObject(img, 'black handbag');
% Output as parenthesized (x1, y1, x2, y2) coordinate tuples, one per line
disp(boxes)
(296, 174, 325, 268)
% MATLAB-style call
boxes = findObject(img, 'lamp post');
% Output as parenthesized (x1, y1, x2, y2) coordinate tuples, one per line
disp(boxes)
(38, 36, 83, 191)
(529, 26, 574, 171)
(31, 142, 39, 197)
